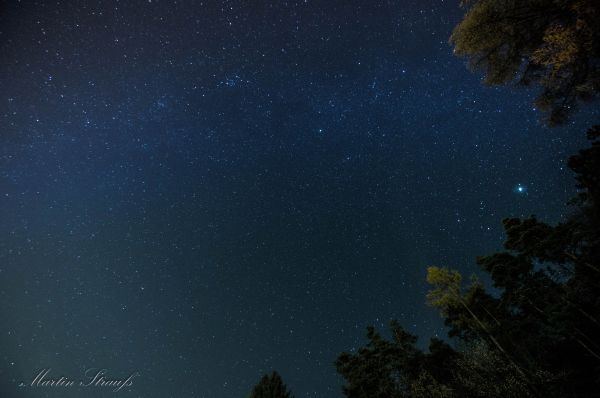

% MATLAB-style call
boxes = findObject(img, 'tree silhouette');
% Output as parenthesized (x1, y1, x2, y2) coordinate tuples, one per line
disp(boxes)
(249, 371, 294, 398)
(450, 0, 600, 125)
(336, 126, 600, 397)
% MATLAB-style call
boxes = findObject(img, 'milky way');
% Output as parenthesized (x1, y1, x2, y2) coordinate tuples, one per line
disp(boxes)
(0, 1, 594, 397)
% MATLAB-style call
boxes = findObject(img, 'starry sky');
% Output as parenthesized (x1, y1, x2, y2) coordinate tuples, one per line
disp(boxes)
(0, 1, 595, 397)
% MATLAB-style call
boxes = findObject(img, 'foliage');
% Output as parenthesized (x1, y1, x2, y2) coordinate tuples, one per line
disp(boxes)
(335, 321, 457, 398)
(335, 126, 600, 397)
(249, 371, 294, 398)
(451, 341, 541, 398)
(450, 0, 600, 125)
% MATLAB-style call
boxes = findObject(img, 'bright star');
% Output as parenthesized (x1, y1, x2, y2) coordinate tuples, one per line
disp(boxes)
(515, 184, 526, 194)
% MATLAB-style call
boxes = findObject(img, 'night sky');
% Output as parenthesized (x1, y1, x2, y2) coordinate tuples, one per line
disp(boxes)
(0, 1, 595, 397)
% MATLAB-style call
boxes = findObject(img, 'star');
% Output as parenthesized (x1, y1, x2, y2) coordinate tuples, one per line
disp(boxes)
(1, 1, 592, 397)
(515, 184, 527, 194)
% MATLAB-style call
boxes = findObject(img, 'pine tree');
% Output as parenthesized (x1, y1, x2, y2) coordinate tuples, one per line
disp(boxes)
(249, 371, 294, 398)
(336, 126, 600, 397)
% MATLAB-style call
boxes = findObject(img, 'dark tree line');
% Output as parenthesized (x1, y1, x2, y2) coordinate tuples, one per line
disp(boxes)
(248, 133, 600, 398)
(331, 0, 600, 394)
(330, 0, 600, 394)
(248, 1, 600, 396)
(334, 126, 600, 397)
(248, 371, 294, 398)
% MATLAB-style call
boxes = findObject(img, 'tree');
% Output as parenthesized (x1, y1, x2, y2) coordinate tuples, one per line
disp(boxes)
(333, 4, 600, 396)
(336, 126, 600, 397)
(450, 341, 540, 398)
(334, 319, 539, 398)
(426, 266, 527, 381)
(427, 126, 600, 396)
(335, 320, 460, 397)
(335, 321, 423, 398)
(249, 371, 294, 398)
(450, 0, 600, 125)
